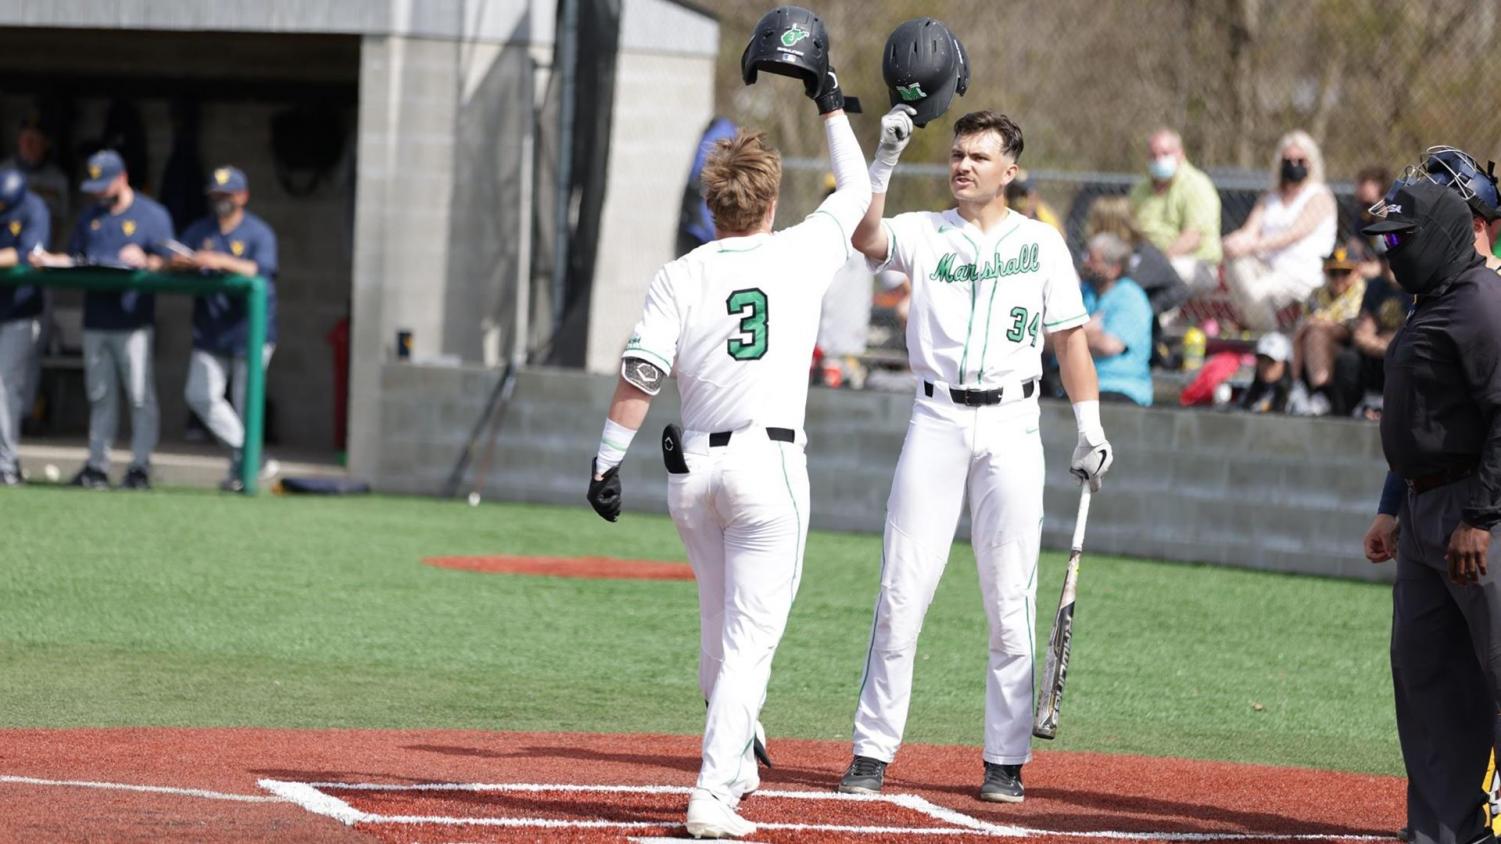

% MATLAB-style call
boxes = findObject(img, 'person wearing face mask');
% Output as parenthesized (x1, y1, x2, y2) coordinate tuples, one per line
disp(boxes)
(1221, 130, 1338, 331)
(29, 149, 174, 490)
(1128, 128, 1222, 294)
(173, 166, 278, 492)
(1361, 180, 1501, 844)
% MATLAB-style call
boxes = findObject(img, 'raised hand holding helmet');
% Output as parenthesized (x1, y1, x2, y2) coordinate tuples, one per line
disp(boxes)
(741, 6, 861, 114)
(882, 18, 969, 127)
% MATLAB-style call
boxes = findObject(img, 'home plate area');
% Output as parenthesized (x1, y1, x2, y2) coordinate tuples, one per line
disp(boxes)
(0, 729, 1405, 842)
(260, 776, 1400, 843)
(263, 780, 1018, 842)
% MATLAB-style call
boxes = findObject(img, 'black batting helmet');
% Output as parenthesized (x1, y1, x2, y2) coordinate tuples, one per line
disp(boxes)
(0, 167, 27, 215)
(882, 18, 968, 127)
(741, 6, 830, 98)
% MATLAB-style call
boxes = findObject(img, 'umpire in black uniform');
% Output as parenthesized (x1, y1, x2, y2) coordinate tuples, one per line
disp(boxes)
(1368, 179, 1501, 844)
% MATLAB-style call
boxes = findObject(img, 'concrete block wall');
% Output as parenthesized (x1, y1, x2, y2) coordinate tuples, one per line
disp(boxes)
(375, 364, 1395, 583)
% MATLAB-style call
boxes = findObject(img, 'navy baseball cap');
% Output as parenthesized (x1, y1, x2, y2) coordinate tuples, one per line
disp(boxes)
(81, 149, 125, 193)
(206, 165, 248, 194)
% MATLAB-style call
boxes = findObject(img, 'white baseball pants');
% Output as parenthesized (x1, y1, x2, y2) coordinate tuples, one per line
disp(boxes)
(0, 318, 39, 474)
(669, 426, 810, 808)
(82, 327, 159, 473)
(853, 387, 1045, 766)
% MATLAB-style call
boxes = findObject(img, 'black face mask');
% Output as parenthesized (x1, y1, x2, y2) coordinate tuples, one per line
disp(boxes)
(1281, 159, 1309, 184)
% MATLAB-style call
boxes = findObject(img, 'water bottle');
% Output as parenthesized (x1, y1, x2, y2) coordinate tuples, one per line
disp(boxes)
(1182, 327, 1206, 371)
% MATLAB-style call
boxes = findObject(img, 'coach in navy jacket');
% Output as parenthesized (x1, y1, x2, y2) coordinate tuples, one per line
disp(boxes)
(175, 165, 278, 491)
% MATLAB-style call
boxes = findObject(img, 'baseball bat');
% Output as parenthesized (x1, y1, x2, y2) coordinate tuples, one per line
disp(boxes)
(1033, 485, 1093, 740)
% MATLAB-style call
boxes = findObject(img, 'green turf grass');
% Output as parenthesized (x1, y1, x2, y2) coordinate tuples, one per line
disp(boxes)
(0, 487, 1398, 774)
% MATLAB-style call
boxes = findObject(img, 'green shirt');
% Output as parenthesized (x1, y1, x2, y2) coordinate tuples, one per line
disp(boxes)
(1129, 161, 1222, 265)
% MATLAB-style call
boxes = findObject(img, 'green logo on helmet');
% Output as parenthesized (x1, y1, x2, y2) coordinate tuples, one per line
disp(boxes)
(896, 83, 927, 102)
(780, 23, 810, 48)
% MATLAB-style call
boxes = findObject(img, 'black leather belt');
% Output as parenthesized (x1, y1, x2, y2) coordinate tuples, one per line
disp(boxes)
(1407, 464, 1476, 495)
(923, 379, 1036, 407)
(709, 427, 795, 447)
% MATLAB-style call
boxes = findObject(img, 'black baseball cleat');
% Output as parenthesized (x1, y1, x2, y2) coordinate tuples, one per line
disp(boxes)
(837, 755, 886, 794)
(753, 721, 773, 768)
(979, 762, 1024, 803)
(219, 477, 246, 493)
(0, 468, 22, 486)
(120, 466, 152, 491)
(69, 465, 111, 490)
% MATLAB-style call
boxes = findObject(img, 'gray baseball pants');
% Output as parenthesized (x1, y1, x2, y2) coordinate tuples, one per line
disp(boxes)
(82, 327, 159, 473)
(184, 345, 273, 471)
(0, 317, 38, 474)
(1392, 475, 1501, 844)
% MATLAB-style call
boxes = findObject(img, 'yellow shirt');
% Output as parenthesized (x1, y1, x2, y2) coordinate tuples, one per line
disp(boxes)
(1306, 276, 1367, 326)
(1129, 161, 1223, 265)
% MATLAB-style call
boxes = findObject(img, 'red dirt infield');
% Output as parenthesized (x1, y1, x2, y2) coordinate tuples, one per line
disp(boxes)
(424, 555, 695, 580)
(0, 728, 1403, 842)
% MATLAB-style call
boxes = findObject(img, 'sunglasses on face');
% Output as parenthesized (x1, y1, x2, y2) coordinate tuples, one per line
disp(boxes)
(1282, 158, 1309, 166)
(1380, 229, 1416, 252)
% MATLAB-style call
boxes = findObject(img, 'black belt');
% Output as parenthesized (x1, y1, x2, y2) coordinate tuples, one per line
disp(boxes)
(1406, 464, 1476, 495)
(923, 379, 1036, 407)
(709, 427, 795, 447)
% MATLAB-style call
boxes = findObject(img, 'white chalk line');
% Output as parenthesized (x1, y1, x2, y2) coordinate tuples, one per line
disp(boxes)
(0, 774, 284, 803)
(265, 779, 1398, 841)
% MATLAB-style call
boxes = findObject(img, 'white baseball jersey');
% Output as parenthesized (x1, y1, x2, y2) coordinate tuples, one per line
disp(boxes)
(873, 209, 1088, 386)
(624, 211, 854, 433)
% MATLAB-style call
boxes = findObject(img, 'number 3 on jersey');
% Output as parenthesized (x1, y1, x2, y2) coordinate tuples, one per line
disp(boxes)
(726, 288, 768, 360)
(1007, 306, 1041, 347)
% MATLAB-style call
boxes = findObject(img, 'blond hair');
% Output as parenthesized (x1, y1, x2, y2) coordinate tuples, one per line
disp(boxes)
(703, 129, 782, 235)
(1084, 195, 1144, 246)
(1271, 129, 1326, 188)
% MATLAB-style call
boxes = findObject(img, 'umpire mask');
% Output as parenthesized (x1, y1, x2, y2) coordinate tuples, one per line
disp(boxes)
(1378, 182, 1483, 296)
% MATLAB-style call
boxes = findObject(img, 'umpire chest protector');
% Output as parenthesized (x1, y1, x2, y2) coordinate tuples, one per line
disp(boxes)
(883, 18, 969, 127)
(741, 5, 831, 96)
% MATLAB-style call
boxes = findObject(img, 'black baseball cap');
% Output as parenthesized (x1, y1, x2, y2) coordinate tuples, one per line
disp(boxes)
(1361, 181, 1439, 234)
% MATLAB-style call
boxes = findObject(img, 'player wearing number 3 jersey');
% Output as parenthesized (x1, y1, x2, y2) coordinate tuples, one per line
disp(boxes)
(585, 87, 870, 835)
(837, 106, 1113, 804)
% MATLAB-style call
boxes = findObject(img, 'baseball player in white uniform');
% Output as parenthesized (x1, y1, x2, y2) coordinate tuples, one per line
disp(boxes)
(837, 105, 1113, 803)
(584, 25, 871, 837)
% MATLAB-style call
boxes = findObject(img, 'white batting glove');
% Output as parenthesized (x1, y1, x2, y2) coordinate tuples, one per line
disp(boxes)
(1070, 432, 1113, 493)
(876, 105, 916, 165)
(1069, 400, 1112, 493)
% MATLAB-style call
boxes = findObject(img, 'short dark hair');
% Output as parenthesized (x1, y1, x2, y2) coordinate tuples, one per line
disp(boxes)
(1355, 165, 1390, 187)
(953, 110, 1024, 161)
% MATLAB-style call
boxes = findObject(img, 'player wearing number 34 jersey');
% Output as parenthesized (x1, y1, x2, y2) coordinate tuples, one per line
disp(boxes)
(837, 105, 1114, 804)
(585, 62, 871, 837)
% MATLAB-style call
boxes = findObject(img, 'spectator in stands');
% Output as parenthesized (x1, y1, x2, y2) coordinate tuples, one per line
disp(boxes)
(1085, 195, 1190, 348)
(0, 167, 50, 485)
(1239, 332, 1293, 414)
(30, 149, 174, 490)
(1288, 246, 1366, 416)
(1348, 166, 1391, 238)
(174, 166, 279, 492)
(1128, 128, 1222, 293)
(2, 110, 69, 249)
(1005, 169, 1063, 234)
(1080, 232, 1153, 405)
(1333, 245, 1405, 420)
(1221, 130, 1338, 331)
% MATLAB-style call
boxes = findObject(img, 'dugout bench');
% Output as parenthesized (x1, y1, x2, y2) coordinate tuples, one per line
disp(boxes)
(0, 265, 269, 494)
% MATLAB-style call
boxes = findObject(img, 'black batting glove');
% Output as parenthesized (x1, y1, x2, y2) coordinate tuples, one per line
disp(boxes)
(587, 459, 622, 522)
(811, 65, 861, 115)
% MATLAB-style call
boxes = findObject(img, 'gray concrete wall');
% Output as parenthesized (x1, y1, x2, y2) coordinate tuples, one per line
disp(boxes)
(375, 364, 1395, 583)
(585, 46, 718, 375)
